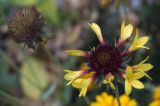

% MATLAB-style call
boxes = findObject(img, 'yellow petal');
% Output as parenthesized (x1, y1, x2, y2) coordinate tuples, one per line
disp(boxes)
(119, 95, 130, 105)
(120, 21, 133, 43)
(134, 64, 153, 72)
(128, 100, 138, 106)
(89, 23, 104, 44)
(65, 50, 87, 56)
(126, 66, 133, 77)
(72, 78, 84, 88)
(131, 72, 144, 80)
(121, 21, 125, 34)
(81, 72, 95, 79)
(109, 82, 115, 89)
(130, 80, 144, 89)
(103, 80, 109, 84)
(103, 80, 115, 89)
(79, 87, 88, 97)
(139, 71, 152, 80)
(138, 56, 149, 65)
(125, 80, 132, 95)
(64, 70, 84, 85)
(149, 100, 160, 106)
(135, 37, 149, 48)
(129, 30, 149, 52)
(72, 77, 93, 97)
(64, 70, 82, 80)
(96, 95, 104, 102)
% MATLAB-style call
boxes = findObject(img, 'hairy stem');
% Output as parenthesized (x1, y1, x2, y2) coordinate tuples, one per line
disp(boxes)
(115, 79, 121, 106)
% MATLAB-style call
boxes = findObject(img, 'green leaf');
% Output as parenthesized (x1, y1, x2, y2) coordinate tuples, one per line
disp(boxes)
(10, 0, 38, 6)
(20, 57, 49, 100)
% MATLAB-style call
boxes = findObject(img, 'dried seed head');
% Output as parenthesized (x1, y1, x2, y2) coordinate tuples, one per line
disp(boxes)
(8, 7, 44, 46)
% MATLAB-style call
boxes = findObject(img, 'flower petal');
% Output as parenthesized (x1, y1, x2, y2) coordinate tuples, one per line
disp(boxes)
(125, 80, 132, 95)
(134, 64, 153, 72)
(126, 66, 133, 77)
(103, 80, 115, 89)
(120, 22, 133, 43)
(72, 77, 94, 97)
(131, 72, 144, 80)
(64, 70, 82, 80)
(79, 87, 87, 97)
(139, 71, 152, 80)
(65, 50, 88, 57)
(137, 56, 149, 65)
(131, 80, 144, 89)
(89, 23, 104, 44)
(129, 30, 149, 52)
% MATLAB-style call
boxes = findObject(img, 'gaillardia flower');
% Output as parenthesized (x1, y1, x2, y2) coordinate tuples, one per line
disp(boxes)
(90, 92, 137, 106)
(8, 7, 44, 48)
(64, 22, 153, 97)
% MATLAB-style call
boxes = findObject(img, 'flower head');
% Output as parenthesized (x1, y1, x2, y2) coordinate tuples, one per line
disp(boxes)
(8, 7, 44, 48)
(90, 92, 137, 106)
(64, 21, 153, 97)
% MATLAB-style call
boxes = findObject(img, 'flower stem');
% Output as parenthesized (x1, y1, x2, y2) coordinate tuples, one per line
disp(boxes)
(115, 79, 121, 106)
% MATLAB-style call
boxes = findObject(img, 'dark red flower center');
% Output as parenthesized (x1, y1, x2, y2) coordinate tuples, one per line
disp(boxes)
(88, 44, 122, 75)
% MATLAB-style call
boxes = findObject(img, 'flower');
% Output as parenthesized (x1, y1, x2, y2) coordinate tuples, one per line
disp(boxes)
(90, 92, 137, 106)
(64, 22, 153, 97)
(149, 86, 160, 106)
(8, 7, 44, 48)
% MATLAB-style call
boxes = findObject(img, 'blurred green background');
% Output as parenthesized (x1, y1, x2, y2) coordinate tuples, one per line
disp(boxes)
(0, 0, 160, 106)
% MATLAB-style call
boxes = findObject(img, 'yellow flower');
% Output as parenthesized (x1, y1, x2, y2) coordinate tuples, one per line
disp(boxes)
(64, 22, 152, 97)
(90, 92, 137, 106)
(125, 66, 144, 95)
(128, 29, 149, 52)
(118, 21, 133, 45)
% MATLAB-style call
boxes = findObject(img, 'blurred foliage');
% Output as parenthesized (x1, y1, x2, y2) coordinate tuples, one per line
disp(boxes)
(20, 57, 49, 100)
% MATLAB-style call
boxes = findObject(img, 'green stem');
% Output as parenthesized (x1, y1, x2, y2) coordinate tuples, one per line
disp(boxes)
(115, 80, 121, 106)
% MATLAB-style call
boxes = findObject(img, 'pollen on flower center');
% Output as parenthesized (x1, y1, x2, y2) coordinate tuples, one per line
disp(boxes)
(88, 44, 122, 75)
(97, 52, 110, 66)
